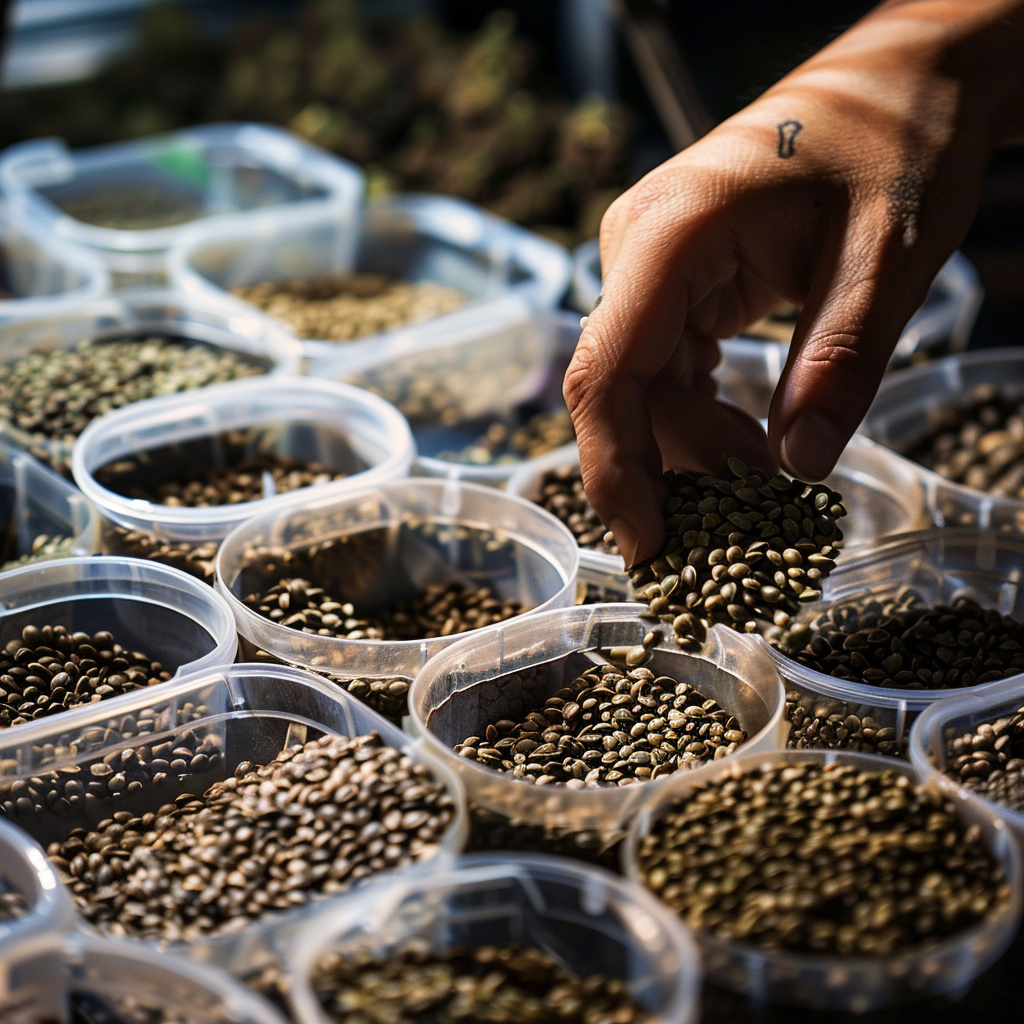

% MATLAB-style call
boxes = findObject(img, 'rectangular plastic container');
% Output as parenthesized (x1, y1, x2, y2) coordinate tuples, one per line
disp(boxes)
(0, 123, 364, 277)
(0, 662, 467, 976)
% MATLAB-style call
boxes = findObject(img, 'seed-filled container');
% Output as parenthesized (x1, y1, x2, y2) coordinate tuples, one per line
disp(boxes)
(0, 289, 301, 476)
(216, 479, 579, 680)
(0, 123, 363, 277)
(623, 748, 1022, 1011)
(408, 604, 785, 864)
(72, 376, 416, 581)
(0, 662, 466, 974)
(285, 853, 700, 1024)
(759, 527, 1024, 757)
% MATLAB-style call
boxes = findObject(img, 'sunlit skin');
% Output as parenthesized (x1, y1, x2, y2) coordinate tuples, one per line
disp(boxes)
(565, 0, 1024, 568)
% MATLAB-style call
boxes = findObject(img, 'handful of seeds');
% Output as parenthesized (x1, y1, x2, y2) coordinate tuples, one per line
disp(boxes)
(945, 705, 1024, 811)
(48, 732, 455, 942)
(629, 460, 846, 648)
(636, 760, 1010, 955)
(311, 944, 654, 1024)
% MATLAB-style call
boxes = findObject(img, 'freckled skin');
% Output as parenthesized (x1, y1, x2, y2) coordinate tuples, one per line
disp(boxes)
(565, 0, 1024, 568)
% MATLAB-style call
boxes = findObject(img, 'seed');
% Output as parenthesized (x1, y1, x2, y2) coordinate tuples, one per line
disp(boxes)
(944, 703, 1024, 812)
(527, 464, 618, 554)
(438, 410, 576, 467)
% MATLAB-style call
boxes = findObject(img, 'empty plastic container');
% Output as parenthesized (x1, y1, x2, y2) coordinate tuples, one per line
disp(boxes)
(72, 376, 416, 556)
(408, 604, 785, 836)
(0, 123, 364, 276)
(284, 853, 701, 1024)
(623, 748, 1022, 1011)
(216, 478, 579, 680)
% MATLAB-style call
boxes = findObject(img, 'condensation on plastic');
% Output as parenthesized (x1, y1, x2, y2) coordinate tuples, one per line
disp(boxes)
(216, 479, 580, 680)
(1, 442, 97, 565)
(862, 348, 1024, 532)
(0, 123, 364, 275)
(757, 527, 1024, 750)
(622, 748, 1022, 1012)
(910, 675, 1024, 843)
(72, 376, 416, 546)
(169, 192, 572, 375)
(284, 853, 701, 1024)
(0, 556, 238, 692)
(0, 197, 109, 322)
(0, 662, 467, 976)
(408, 604, 786, 833)
(0, 289, 302, 474)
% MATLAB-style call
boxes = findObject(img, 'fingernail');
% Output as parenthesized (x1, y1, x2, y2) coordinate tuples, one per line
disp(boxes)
(780, 412, 845, 481)
(609, 517, 639, 568)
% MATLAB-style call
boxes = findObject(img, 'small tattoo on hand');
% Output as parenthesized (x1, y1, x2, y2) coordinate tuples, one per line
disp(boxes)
(776, 120, 802, 158)
(592, 292, 603, 310)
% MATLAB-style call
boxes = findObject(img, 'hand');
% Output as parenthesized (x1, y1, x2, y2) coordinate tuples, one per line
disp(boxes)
(564, 0, 1024, 567)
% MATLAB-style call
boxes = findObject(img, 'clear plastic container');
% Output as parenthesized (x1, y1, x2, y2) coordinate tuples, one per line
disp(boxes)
(284, 853, 701, 1024)
(408, 604, 786, 836)
(862, 348, 1024, 532)
(72, 376, 416, 551)
(758, 527, 1024, 755)
(0, 288, 302, 474)
(714, 337, 788, 420)
(0, 198, 109, 322)
(0, 662, 467, 974)
(622, 748, 1023, 1011)
(0, 123, 364, 276)
(170, 192, 572, 375)
(0, 556, 238, 697)
(216, 478, 580, 680)
(909, 676, 1024, 843)
(571, 238, 601, 313)
(1, 443, 96, 570)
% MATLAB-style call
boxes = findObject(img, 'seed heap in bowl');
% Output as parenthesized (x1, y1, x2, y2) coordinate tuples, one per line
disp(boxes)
(902, 384, 1024, 498)
(57, 185, 203, 230)
(636, 760, 1010, 955)
(0, 887, 27, 921)
(534, 464, 618, 555)
(104, 528, 219, 585)
(311, 945, 654, 1024)
(629, 459, 846, 648)
(0, 625, 172, 730)
(48, 733, 455, 942)
(232, 273, 467, 342)
(1, 531, 76, 572)
(435, 409, 575, 466)
(945, 706, 1024, 811)
(785, 691, 901, 756)
(775, 590, 1024, 690)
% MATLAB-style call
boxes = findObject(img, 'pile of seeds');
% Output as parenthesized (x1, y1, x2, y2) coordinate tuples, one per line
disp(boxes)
(945, 705, 1024, 811)
(325, 674, 410, 727)
(245, 578, 523, 641)
(534, 464, 618, 555)
(902, 384, 1024, 498)
(0, 887, 27, 921)
(435, 409, 575, 466)
(629, 459, 845, 649)
(785, 690, 901, 756)
(454, 643, 747, 787)
(774, 590, 1024, 690)
(1, 533, 76, 572)
(232, 273, 467, 342)
(56, 185, 203, 230)
(48, 732, 455, 942)
(0, 625, 172, 730)
(103, 528, 218, 585)
(0, 337, 263, 446)
(311, 944, 654, 1024)
(636, 760, 1010, 955)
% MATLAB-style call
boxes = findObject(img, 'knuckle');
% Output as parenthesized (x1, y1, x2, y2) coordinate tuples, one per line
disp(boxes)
(799, 329, 881, 393)
(562, 342, 604, 418)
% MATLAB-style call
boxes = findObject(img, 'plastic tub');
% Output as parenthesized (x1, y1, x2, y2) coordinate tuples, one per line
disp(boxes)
(284, 853, 701, 1024)
(408, 604, 786, 837)
(73, 376, 415, 556)
(0, 662, 467, 974)
(714, 337, 788, 420)
(216, 478, 579, 680)
(0, 556, 238, 707)
(622, 748, 1022, 1011)
(758, 527, 1024, 756)
(0, 289, 301, 475)
(170, 192, 572, 375)
(0, 123, 364, 276)
(1, 443, 96, 571)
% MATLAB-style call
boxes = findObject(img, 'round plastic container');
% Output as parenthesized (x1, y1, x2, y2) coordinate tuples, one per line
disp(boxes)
(216, 478, 580, 679)
(0, 556, 237, 703)
(72, 376, 416, 552)
(714, 337, 788, 420)
(408, 604, 786, 835)
(622, 748, 1022, 1011)
(284, 853, 701, 1024)
(758, 527, 1024, 755)
(862, 348, 1024, 532)
(910, 676, 1024, 844)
